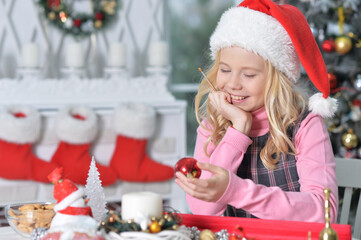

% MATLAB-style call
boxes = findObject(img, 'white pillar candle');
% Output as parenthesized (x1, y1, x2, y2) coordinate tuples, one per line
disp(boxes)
(66, 43, 84, 68)
(108, 42, 126, 67)
(22, 43, 39, 68)
(121, 191, 162, 220)
(148, 41, 169, 67)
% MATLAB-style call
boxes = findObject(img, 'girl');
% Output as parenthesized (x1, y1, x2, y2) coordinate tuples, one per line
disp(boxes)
(175, 0, 339, 223)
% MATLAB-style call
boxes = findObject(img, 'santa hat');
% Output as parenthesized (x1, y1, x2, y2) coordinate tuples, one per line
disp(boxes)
(210, 0, 337, 118)
(48, 168, 84, 212)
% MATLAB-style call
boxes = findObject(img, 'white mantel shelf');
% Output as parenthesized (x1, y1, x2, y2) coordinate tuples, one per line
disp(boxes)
(0, 76, 174, 108)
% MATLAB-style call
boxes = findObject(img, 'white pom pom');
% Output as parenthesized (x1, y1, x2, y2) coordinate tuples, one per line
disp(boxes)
(308, 93, 338, 118)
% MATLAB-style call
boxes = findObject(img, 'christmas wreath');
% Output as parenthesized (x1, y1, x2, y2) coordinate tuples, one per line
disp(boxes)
(38, 0, 118, 37)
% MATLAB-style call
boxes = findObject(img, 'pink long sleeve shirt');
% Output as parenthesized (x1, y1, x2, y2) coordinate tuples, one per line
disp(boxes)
(186, 107, 338, 223)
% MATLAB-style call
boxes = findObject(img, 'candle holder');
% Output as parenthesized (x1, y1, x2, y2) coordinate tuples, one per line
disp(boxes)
(145, 65, 171, 77)
(16, 67, 42, 80)
(103, 67, 129, 80)
(60, 67, 86, 80)
(319, 188, 339, 240)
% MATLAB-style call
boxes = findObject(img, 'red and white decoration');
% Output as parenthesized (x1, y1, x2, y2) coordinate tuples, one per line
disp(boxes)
(0, 106, 58, 182)
(51, 106, 117, 186)
(110, 103, 174, 182)
(42, 168, 104, 240)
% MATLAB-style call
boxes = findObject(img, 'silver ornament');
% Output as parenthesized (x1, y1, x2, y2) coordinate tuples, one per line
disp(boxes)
(187, 226, 229, 240)
(354, 74, 361, 92)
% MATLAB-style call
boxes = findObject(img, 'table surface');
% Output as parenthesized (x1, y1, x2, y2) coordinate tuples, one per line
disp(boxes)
(181, 214, 352, 240)
(0, 227, 24, 239)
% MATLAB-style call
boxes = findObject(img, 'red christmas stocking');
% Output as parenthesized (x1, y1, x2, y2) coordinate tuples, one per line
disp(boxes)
(0, 106, 58, 182)
(51, 106, 117, 186)
(110, 103, 174, 182)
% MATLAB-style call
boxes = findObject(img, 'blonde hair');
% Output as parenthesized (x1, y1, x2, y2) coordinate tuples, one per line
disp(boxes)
(194, 53, 306, 169)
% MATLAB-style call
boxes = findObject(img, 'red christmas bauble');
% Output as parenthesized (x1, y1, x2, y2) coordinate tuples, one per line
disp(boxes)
(73, 18, 82, 27)
(328, 73, 338, 89)
(322, 39, 335, 53)
(95, 12, 104, 20)
(174, 157, 201, 178)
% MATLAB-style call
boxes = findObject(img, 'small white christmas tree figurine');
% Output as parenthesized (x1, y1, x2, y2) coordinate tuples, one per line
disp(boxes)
(85, 156, 107, 223)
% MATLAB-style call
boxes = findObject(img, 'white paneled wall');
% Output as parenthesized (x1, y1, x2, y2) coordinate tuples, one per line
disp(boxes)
(0, 0, 167, 78)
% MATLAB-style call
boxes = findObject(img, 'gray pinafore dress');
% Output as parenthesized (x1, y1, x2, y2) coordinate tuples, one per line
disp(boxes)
(225, 113, 308, 218)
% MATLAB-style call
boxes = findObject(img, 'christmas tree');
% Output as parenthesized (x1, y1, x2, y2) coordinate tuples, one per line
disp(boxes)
(287, 0, 361, 159)
(85, 156, 107, 223)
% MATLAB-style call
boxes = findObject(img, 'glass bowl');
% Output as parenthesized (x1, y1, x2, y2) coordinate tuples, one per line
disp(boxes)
(5, 202, 56, 238)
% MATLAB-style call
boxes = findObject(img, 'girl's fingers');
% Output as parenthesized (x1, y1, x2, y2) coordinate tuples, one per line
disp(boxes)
(175, 171, 210, 194)
(175, 177, 210, 199)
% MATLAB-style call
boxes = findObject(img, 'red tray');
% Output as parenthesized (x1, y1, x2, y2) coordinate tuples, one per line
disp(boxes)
(181, 214, 351, 240)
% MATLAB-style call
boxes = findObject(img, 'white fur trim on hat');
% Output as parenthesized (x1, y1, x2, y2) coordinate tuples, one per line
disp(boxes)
(0, 105, 41, 144)
(55, 106, 98, 144)
(210, 7, 301, 82)
(113, 103, 156, 139)
(308, 93, 338, 118)
(54, 188, 84, 212)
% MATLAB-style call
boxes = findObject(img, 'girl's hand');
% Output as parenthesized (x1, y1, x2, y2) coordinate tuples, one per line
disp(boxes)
(208, 91, 252, 135)
(175, 162, 229, 202)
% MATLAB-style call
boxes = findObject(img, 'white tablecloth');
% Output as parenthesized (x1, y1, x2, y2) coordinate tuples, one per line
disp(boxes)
(0, 227, 24, 239)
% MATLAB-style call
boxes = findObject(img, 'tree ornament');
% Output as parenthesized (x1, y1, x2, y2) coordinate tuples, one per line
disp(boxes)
(73, 18, 82, 28)
(48, 11, 56, 21)
(38, 0, 119, 37)
(94, 20, 103, 29)
(174, 157, 202, 178)
(354, 74, 361, 91)
(47, 0, 60, 7)
(102, 0, 117, 15)
(342, 129, 358, 149)
(59, 11, 67, 22)
(322, 39, 336, 53)
(328, 73, 338, 90)
(335, 35, 353, 54)
(149, 221, 161, 233)
(95, 12, 104, 20)
(85, 156, 107, 223)
(199, 229, 216, 240)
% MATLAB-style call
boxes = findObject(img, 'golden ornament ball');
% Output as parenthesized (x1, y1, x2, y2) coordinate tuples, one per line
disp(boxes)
(335, 36, 352, 54)
(94, 20, 103, 28)
(149, 221, 161, 233)
(48, 12, 56, 21)
(342, 129, 358, 149)
(199, 229, 216, 240)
